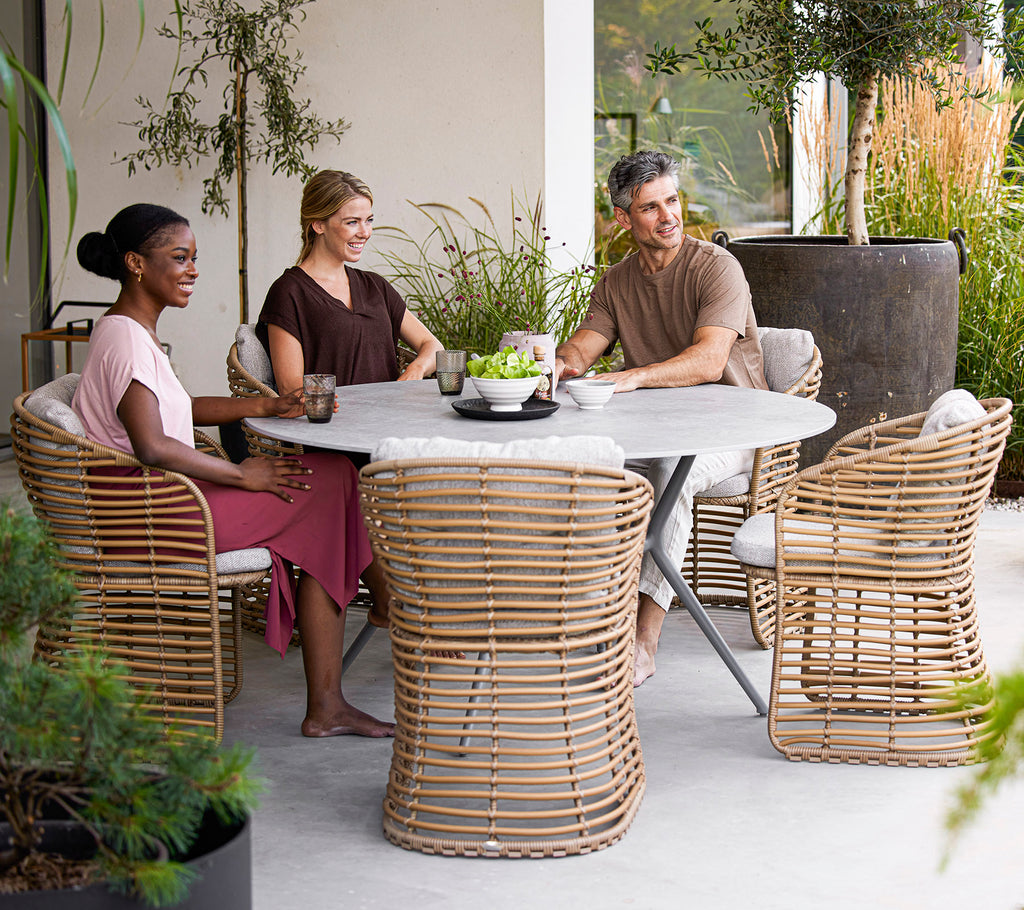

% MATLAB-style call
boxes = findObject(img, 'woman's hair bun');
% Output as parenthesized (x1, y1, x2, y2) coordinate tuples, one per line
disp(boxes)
(77, 231, 122, 280)
(76, 204, 189, 283)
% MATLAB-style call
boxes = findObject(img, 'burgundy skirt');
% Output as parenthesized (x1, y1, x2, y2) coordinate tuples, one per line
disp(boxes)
(197, 452, 371, 655)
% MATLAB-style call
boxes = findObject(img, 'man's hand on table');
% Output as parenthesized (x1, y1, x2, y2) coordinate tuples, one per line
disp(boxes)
(553, 357, 577, 391)
(587, 369, 643, 393)
(554, 357, 641, 393)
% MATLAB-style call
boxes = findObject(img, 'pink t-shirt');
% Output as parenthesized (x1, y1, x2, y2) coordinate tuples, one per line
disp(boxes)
(73, 314, 194, 454)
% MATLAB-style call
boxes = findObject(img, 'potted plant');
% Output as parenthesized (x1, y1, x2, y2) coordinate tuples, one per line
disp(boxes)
(646, 2, 1024, 460)
(118, 0, 350, 324)
(0, 505, 262, 907)
(376, 192, 601, 359)
(807, 60, 1024, 493)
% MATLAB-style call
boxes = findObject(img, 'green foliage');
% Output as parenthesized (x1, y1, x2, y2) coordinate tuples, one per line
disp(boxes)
(944, 668, 1024, 865)
(0, 505, 263, 906)
(119, 0, 348, 321)
(644, 1, 1024, 243)
(1, 2, 166, 300)
(0, 505, 77, 643)
(647, 2, 1016, 123)
(466, 346, 543, 380)
(376, 193, 602, 357)
(954, 186, 1024, 475)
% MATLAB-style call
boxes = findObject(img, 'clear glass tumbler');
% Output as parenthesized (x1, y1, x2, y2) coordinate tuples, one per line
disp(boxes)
(435, 350, 467, 396)
(303, 373, 336, 423)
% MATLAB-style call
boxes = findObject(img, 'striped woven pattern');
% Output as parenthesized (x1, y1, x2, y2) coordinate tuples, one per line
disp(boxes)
(11, 391, 267, 741)
(684, 334, 823, 648)
(360, 457, 653, 856)
(745, 398, 1012, 765)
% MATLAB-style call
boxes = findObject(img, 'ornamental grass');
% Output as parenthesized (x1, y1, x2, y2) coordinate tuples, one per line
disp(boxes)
(375, 193, 600, 357)
(798, 60, 1024, 478)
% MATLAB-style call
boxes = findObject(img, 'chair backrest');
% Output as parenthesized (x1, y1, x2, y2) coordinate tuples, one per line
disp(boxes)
(21, 372, 86, 434)
(773, 395, 1012, 579)
(234, 323, 277, 388)
(360, 436, 652, 640)
(757, 326, 821, 399)
(226, 325, 304, 457)
(12, 379, 222, 579)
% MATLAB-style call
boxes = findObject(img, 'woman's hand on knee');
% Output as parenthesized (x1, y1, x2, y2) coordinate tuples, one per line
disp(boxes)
(238, 457, 313, 502)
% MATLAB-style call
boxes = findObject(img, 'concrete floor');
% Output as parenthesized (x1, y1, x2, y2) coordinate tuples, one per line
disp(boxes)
(2, 450, 1022, 909)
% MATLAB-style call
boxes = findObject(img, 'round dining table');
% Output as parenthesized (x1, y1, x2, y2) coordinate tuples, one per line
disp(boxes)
(247, 379, 836, 714)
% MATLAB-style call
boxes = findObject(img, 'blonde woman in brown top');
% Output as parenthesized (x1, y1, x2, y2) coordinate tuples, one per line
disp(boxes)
(257, 169, 442, 393)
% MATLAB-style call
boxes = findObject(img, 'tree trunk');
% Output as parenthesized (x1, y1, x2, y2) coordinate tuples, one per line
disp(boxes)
(235, 57, 249, 325)
(844, 73, 877, 246)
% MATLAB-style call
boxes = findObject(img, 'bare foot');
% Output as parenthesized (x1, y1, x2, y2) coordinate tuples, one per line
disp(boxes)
(367, 598, 393, 629)
(301, 703, 395, 738)
(633, 639, 657, 687)
(633, 594, 665, 688)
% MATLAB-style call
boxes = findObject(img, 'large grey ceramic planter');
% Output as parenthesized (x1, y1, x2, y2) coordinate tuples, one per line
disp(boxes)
(715, 233, 965, 465)
(0, 813, 251, 909)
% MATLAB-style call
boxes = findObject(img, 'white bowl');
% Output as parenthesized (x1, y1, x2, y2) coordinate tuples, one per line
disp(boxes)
(564, 379, 616, 410)
(470, 375, 542, 412)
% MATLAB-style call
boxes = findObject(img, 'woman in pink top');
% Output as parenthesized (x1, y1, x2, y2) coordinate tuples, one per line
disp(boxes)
(73, 203, 393, 739)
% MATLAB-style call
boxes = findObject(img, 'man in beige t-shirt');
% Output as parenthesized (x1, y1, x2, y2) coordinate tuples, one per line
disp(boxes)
(555, 149, 768, 687)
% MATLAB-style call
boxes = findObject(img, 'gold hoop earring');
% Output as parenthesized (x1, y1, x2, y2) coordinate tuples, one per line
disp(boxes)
(137, 271, 143, 283)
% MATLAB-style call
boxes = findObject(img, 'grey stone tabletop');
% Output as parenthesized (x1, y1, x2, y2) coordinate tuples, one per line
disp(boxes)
(246, 378, 837, 460)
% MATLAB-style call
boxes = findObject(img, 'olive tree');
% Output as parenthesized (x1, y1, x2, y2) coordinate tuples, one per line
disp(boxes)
(646, 1, 1024, 245)
(120, 0, 349, 322)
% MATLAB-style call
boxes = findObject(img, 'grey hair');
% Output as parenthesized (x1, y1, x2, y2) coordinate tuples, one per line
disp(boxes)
(607, 150, 680, 212)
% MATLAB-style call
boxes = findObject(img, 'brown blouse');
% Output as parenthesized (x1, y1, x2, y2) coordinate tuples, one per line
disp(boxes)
(256, 266, 406, 387)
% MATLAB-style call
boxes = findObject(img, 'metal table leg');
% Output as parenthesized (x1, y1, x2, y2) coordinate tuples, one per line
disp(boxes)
(645, 454, 768, 715)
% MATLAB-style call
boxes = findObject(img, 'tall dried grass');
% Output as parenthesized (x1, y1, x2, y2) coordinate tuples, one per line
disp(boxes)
(796, 62, 1024, 476)
(869, 62, 1021, 237)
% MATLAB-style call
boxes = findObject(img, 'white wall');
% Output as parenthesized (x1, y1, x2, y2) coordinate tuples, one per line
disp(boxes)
(544, 0, 595, 272)
(44, 0, 593, 396)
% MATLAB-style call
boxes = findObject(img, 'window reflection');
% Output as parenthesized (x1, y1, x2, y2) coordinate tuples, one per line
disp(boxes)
(595, 1, 791, 259)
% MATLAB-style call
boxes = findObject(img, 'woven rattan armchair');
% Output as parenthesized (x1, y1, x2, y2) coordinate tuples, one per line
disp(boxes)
(11, 376, 272, 741)
(360, 451, 654, 857)
(683, 326, 822, 648)
(732, 393, 1013, 766)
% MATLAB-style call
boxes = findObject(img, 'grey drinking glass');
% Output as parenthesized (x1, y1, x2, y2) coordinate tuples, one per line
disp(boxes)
(435, 350, 467, 395)
(303, 373, 336, 423)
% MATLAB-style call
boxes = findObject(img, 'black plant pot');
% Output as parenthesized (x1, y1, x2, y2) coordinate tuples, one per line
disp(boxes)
(715, 232, 966, 466)
(0, 812, 252, 909)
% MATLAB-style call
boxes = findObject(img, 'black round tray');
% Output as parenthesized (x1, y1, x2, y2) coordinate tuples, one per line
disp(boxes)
(451, 398, 560, 421)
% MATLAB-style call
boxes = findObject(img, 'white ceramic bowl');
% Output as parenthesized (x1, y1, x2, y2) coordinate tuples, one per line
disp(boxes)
(564, 379, 616, 410)
(470, 375, 542, 412)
